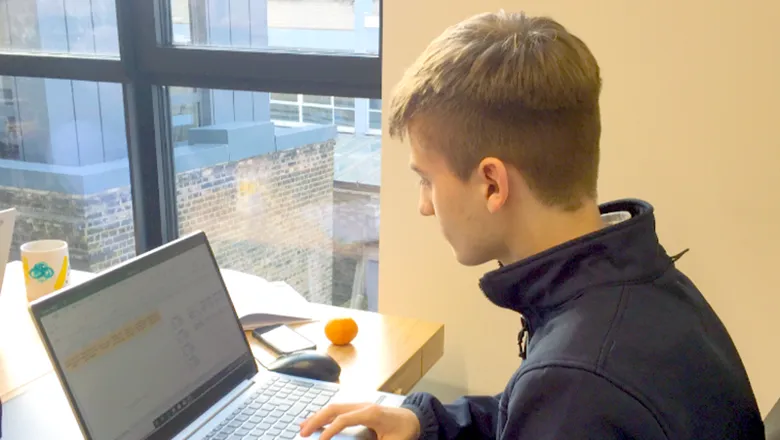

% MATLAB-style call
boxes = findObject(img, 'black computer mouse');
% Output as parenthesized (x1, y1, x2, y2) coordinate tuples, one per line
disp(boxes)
(266, 351, 341, 383)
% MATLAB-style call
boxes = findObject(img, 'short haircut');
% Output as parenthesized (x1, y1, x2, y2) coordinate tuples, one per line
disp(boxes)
(389, 11, 602, 210)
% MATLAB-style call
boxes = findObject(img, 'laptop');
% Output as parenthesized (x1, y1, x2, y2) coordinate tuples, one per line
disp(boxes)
(28, 231, 405, 440)
(0, 207, 17, 292)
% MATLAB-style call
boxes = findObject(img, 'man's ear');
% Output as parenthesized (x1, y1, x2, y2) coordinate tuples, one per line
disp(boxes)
(476, 157, 509, 214)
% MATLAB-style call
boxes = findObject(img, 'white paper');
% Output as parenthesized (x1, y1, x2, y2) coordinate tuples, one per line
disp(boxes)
(219, 268, 314, 330)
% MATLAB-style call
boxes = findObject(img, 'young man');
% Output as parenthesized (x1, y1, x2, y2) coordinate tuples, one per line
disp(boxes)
(300, 11, 764, 440)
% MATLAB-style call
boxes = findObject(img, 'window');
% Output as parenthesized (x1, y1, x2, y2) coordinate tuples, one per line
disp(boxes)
(170, 0, 379, 54)
(0, 76, 135, 271)
(0, 0, 381, 311)
(269, 94, 368, 133)
(170, 87, 380, 308)
(369, 98, 381, 132)
(171, 87, 203, 144)
(0, 0, 119, 55)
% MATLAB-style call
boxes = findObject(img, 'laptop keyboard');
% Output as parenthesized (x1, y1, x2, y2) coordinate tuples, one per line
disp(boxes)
(204, 376, 337, 440)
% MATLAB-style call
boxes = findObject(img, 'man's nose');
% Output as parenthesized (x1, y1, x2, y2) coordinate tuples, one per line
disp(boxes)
(419, 199, 435, 217)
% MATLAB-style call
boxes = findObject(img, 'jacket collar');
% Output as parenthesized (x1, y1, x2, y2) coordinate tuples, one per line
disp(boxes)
(479, 199, 673, 332)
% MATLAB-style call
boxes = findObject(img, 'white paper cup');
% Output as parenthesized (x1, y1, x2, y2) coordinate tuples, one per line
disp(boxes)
(21, 239, 70, 302)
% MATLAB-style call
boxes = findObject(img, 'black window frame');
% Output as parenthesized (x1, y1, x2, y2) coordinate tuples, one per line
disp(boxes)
(0, 0, 382, 254)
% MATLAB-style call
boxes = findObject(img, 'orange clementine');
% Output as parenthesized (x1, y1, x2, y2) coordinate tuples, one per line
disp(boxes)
(324, 317, 359, 346)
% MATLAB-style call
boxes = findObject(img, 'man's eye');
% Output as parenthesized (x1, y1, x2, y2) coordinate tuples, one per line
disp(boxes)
(419, 178, 430, 187)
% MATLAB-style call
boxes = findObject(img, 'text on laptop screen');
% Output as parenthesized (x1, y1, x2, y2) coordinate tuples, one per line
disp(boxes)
(38, 243, 250, 440)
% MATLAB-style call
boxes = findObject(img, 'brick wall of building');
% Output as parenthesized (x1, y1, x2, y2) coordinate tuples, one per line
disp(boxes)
(0, 185, 137, 272)
(1, 140, 336, 304)
(332, 182, 380, 307)
(178, 140, 335, 304)
(2, 187, 93, 270)
(84, 188, 136, 271)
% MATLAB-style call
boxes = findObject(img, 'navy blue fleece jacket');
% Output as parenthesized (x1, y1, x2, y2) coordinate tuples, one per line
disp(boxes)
(402, 199, 764, 439)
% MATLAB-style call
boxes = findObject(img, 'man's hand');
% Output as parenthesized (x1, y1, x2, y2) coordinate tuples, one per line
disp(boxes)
(299, 402, 421, 440)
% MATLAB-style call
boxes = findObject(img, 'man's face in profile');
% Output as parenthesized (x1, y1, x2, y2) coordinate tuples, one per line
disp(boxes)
(408, 129, 505, 267)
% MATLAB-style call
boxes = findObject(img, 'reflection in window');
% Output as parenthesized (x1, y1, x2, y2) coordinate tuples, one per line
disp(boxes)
(271, 93, 298, 103)
(335, 109, 355, 127)
(267, 93, 381, 135)
(0, 0, 119, 55)
(168, 87, 381, 310)
(0, 76, 135, 273)
(270, 103, 299, 123)
(171, 87, 204, 144)
(334, 97, 355, 108)
(303, 95, 332, 106)
(303, 106, 333, 125)
(369, 111, 381, 131)
(170, 0, 380, 55)
(369, 99, 381, 132)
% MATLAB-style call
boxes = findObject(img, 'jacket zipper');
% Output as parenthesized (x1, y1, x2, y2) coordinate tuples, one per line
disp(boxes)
(518, 315, 530, 359)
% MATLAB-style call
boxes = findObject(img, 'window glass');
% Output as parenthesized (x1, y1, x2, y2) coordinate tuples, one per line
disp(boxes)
(369, 106, 381, 131)
(170, 0, 380, 55)
(168, 87, 381, 310)
(0, 0, 119, 56)
(0, 76, 135, 272)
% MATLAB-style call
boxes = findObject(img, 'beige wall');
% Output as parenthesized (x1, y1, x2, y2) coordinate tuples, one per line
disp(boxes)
(379, 1, 780, 414)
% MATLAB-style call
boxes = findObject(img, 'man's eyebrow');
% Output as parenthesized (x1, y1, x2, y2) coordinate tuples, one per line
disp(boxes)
(410, 164, 426, 175)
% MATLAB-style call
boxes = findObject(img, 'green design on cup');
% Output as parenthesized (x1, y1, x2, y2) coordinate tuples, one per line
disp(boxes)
(29, 262, 55, 283)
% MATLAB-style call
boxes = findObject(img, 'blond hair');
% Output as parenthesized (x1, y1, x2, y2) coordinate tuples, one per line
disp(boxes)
(389, 11, 602, 210)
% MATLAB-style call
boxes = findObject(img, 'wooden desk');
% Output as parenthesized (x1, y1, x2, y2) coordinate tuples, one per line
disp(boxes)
(0, 261, 444, 402)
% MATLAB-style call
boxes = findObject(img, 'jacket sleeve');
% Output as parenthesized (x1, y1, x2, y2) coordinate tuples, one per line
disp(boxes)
(401, 391, 501, 439)
(504, 366, 667, 440)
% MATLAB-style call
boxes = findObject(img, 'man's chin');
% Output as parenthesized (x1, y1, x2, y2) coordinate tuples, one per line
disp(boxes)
(453, 249, 492, 267)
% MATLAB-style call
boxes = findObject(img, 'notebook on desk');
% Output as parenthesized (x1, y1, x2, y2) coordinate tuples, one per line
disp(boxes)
(25, 231, 405, 440)
(220, 268, 314, 330)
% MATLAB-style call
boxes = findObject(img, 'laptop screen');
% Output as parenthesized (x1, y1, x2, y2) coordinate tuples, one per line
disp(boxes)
(36, 237, 252, 440)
